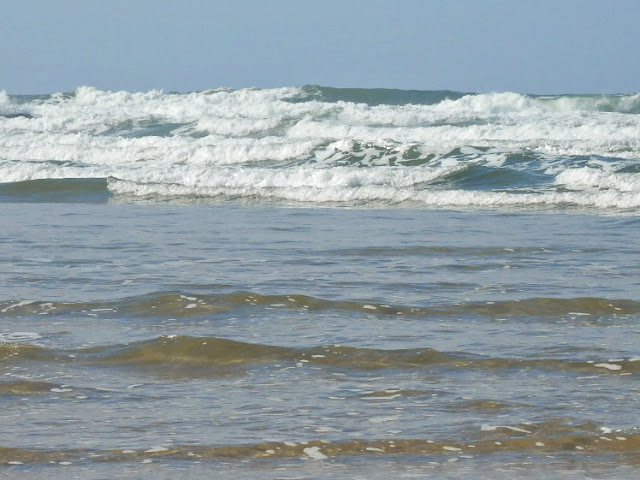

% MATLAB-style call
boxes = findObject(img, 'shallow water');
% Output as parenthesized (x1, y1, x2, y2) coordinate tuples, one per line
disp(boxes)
(2, 203, 640, 478)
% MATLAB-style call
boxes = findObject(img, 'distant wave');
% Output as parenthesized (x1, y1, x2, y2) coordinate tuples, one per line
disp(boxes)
(295, 85, 640, 113)
(1, 86, 640, 210)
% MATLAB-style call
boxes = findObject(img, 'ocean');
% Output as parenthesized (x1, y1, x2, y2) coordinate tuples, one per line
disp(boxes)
(1, 85, 640, 479)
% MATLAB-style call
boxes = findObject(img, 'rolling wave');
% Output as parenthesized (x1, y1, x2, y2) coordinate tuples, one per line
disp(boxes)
(2, 291, 639, 319)
(1, 86, 639, 210)
(296, 86, 640, 113)
(2, 291, 639, 324)
(0, 420, 638, 464)
(2, 334, 638, 375)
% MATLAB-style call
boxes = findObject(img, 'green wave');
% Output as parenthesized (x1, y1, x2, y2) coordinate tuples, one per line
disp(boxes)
(2, 291, 639, 319)
(2, 335, 639, 375)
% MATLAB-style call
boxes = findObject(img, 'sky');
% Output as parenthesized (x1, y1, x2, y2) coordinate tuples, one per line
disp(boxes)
(1, 0, 639, 95)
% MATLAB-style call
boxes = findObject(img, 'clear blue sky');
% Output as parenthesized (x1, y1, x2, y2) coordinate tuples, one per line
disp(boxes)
(2, 0, 638, 95)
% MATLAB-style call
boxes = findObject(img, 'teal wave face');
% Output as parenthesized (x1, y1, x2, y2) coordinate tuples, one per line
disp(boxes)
(533, 93, 640, 114)
(291, 86, 472, 106)
(0, 177, 110, 203)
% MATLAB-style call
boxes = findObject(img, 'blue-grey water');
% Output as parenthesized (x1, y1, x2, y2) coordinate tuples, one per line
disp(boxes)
(1, 86, 640, 478)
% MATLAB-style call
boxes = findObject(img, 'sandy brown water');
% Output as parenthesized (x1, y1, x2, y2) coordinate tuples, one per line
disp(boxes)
(1, 203, 639, 479)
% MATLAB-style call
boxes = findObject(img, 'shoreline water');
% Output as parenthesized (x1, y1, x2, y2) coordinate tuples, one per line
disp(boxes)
(2, 203, 640, 478)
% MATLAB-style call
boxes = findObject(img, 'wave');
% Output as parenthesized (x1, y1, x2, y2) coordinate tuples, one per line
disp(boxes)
(2, 291, 639, 320)
(2, 333, 639, 376)
(1, 86, 640, 210)
(0, 420, 638, 464)
(292, 85, 472, 106)
(83, 336, 457, 371)
(107, 178, 640, 209)
(534, 92, 640, 114)
(1, 172, 640, 209)
(295, 86, 640, 113)
(0, 380, 61, 396)
(4, 85, 640, 111)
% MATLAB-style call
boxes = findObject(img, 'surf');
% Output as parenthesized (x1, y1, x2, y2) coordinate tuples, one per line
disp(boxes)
(1, 86, 639, 210)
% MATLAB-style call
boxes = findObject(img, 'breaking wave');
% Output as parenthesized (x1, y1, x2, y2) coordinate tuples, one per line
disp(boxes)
(0, 86, 639, 210)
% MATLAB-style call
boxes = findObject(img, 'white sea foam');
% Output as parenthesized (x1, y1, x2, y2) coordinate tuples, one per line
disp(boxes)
(442, 445, 463, 452)
(303, 446, 328, 460)
(2, 86, 640, 210)
(2, 87, 638, 163)
(480, 424, 532, 434)
(594, 363, 622, 371)
(145, 446, 169, 453)
(1, 300, 37, 313)
(107, 176, 640, 209)
(556, 168, 640, 192)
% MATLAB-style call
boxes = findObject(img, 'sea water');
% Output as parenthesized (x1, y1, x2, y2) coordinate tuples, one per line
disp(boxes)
(1, 86, 640, 479)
